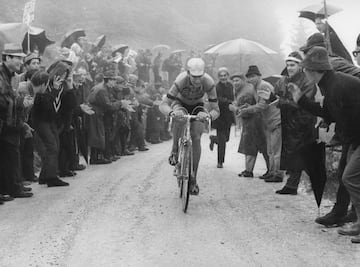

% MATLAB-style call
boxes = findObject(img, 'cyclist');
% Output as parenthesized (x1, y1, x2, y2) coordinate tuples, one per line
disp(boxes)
(159, 58, 220, 195)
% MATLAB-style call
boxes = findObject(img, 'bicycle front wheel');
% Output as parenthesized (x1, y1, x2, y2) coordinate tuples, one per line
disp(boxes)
(181, 146, 191, 213)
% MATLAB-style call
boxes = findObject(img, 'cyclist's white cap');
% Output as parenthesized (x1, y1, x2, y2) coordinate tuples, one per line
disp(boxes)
(187, 58, 205, 76)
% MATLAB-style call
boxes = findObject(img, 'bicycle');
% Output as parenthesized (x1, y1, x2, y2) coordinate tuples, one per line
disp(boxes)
(170, 108, 211, 213)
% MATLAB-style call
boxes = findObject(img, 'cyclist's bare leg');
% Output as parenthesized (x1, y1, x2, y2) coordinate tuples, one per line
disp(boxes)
(171, 119, 185, 155)
(190, 121, 205, 181)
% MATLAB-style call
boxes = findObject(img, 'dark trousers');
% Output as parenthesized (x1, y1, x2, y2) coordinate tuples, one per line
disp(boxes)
(284, 170, 302, 189)
(284, 142, 327, 192)
(36, 122, 59, 181)
(130, 119, 145, 149)
(104, 116, 114, 159)
(104, 126, 113, 159)
(216, 127, 231, 164)
(0, 139, 22, 195)
(119, 126, 130, 154)
(58, 129, 76, 174)
(20, 135, 35, 181)
(160, 118, 171, 140)
(333, 144, 351, 216)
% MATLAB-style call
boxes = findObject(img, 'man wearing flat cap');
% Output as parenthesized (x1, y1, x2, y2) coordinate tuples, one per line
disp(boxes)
(301, 33, 360, 79)
(230, 73, 267, 178)
(239, 65, 281, 182)
(0, 43, 33, 199)
(16, 53, 42, 184)
(290, 46, 360, 243)
(87, 70, 122, 164)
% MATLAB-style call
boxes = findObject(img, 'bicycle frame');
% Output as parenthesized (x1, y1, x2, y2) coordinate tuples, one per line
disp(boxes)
(169, 108, 211, 213)
(176, 114, 197, 212)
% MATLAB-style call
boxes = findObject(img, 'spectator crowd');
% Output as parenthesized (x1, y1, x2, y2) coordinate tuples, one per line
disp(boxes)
(1, 16, 360, 245)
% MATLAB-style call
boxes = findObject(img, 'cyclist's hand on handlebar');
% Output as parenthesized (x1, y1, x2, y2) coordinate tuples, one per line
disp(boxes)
(171, 109, 186, 118)
(196, 111, 209, 121)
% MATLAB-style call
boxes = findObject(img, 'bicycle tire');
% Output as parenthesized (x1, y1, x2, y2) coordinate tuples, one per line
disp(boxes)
(181, 145, 191, 213)
(178, 139, 184, 198)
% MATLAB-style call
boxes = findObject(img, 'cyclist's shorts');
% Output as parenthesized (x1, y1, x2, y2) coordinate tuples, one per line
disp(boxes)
(173, 101, 204, 115)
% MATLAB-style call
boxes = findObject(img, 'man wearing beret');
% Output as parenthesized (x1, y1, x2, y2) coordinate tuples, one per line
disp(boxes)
(290, 46, 360, 243)
(0, 43, 33, 199)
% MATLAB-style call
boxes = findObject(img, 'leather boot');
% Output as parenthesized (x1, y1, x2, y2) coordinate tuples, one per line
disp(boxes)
(315, 208, 346, 227)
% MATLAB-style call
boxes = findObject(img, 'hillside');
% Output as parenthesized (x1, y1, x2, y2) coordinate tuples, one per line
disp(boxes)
(0, 0, 283, 51)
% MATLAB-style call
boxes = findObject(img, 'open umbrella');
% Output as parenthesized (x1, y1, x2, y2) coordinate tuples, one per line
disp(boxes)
(152, 44, 170, 51)
(112, 44, 129, 57)
(61, 29, 86, 48)
(22, 28, 54, 54)
(204, 38, 277, 56)
(0, 23, 54, 55)
(299, 2, 352, 63)
(171, 49, 186, 54)
(92, 34, 106, 52)
(204, 38, 280, 77)
(298, 3, 343, 22)
(263, 75, 283, 87)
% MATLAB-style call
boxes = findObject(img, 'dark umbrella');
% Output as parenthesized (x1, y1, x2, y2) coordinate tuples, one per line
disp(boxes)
(92, 34, 106, 52)
(61, 29, 86, 48)
(0, 23, 54, 55)
(298, 3, 342, 22)
(112, 44, 129, 57)
(298, 2, 352, 63)
(263, 74, 282, 87)
(22, 28, 54, 54)
(303, 142, 327, 209)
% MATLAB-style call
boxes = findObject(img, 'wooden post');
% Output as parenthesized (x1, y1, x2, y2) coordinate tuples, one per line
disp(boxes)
(27, 30, 31, 53)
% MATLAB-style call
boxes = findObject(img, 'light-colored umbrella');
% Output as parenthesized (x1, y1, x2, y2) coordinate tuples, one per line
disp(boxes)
(152, 44, 170, 51)
(299, 3, 342, 21)
(204, 38, 277, 56)
(171, 49, 186, 54)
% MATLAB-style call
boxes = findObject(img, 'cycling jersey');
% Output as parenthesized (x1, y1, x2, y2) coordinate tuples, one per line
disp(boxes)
(167, 71, 216, 105)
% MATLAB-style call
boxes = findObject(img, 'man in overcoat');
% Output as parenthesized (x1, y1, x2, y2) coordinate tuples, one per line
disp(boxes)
(231, 73, 268, 177)
(290, 47, 360, 243)
(0, 44, 33, 198)
(239, 65, 282, 182)
(274, 52, 318, 195)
